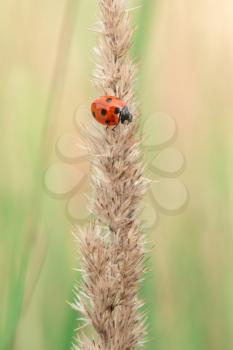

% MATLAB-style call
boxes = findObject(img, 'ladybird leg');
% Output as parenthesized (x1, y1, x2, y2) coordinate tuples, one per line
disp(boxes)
(112, 122, 120, 131)
(111, 120, 119, 131)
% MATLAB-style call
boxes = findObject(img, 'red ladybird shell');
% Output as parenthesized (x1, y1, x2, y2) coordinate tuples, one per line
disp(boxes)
(91, 96, 126, 126)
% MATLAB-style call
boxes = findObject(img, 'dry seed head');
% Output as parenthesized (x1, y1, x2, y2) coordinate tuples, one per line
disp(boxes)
(72, 1, 149, 349)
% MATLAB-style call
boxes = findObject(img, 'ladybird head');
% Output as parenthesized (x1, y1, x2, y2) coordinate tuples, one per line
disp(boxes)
(120, 106, 133, 124)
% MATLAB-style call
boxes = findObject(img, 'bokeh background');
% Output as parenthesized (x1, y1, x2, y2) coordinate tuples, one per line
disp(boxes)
(1, 0, 233, 349)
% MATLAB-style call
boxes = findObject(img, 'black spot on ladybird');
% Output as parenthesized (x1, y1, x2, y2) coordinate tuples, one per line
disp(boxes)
(101, 109, 107, 116)
(105, 119, 110, 124)
(106, 98, 112, 103)
(92, 111, 96, 118)
(115, 107, 120, 114)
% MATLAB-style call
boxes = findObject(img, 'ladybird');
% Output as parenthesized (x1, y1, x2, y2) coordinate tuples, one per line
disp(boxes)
(91, 96, 132, 127)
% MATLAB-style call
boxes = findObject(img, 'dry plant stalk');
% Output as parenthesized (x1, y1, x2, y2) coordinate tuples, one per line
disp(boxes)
(72, 1, 149, 349)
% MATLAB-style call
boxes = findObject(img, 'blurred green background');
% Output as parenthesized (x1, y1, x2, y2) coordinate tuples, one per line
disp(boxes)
(1, 0, 233, 349)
